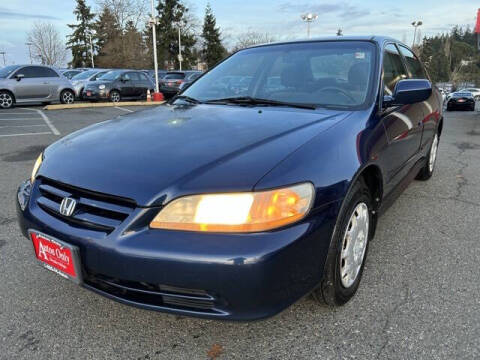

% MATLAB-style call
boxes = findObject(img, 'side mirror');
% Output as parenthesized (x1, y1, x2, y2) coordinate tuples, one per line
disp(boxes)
(383, 79, 432, 107)
(121, 77, 129, 82)
(15, 74, 25, 81)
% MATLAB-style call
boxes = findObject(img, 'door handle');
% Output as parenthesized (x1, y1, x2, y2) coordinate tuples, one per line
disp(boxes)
(43, 82, 49, 84)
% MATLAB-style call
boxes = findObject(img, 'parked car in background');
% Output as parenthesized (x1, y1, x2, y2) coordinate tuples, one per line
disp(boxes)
(159, 70, 202, 97)
(178, 71, 203, 92)
(83, 69, 154, 102)
(446, 91, 475, 111)
(18, 36, 443, 320)
(71, 69, 111, 99)
(459, 87, 480, 100)
(144, 69, 168, 83)
(0, 64, 75, 108)
(61, 69, 85, 80)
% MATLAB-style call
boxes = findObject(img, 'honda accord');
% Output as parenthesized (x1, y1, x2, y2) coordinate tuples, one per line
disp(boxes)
(17, 36, 442, 320)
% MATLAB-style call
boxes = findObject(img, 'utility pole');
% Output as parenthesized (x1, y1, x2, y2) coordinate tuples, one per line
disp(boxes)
(177, 23, 183, 71)
(411, 21, 423, 48)
(301, 13, 318, 39)
(88, 33, 95, 68)
(25, 42, 33, 64)
(149, 0, 160, 94)
(0, 51, 6, 66)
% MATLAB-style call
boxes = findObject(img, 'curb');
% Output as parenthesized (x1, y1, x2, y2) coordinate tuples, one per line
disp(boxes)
(43, 101, 166, 110)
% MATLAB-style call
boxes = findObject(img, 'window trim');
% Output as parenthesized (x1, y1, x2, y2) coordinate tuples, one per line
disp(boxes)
(380, 42, 409, 101)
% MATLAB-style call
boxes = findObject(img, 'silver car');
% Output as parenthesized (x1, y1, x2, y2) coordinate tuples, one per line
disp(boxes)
(0, 65, 75, 109)
(71, 69, 110, 98)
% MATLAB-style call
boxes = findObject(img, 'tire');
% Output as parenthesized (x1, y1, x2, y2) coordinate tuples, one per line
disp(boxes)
(416, 132, 439, 181)
(60, 90, 75, 104)
(110, 90, 121, 103)
(0, 90, 14, 109)
(314, 179, 374, 306)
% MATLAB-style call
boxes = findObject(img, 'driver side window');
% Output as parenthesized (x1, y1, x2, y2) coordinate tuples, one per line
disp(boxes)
(383, 44, 408, 95)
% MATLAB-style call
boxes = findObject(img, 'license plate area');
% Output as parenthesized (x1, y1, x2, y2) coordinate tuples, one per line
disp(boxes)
(29, 230, 83, 285)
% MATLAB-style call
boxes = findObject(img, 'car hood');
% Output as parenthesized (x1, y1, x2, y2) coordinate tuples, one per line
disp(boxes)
(41, 104, 351, 206)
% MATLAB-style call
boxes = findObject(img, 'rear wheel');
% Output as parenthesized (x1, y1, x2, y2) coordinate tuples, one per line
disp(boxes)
(60, 90, 75, 104)
(314, 179, 373, 306)
(416, 133, 439, 180)
(0, 91, 14, 109)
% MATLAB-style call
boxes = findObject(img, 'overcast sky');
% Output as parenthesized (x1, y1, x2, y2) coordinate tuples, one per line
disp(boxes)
(0, 0, 478, 66)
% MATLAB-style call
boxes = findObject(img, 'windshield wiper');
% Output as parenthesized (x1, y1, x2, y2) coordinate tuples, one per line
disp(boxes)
(204, 96, 317, 110)
(171, 95, 203, 104)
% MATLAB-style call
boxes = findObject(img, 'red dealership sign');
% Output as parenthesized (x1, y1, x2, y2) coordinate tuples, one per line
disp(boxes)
(476, 9, 480, 33)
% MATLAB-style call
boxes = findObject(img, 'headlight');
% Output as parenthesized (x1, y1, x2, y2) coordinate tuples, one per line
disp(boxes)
(31, 153, 43, 183)
(150, 183, 314, 232)
(99, 84, 106, 90)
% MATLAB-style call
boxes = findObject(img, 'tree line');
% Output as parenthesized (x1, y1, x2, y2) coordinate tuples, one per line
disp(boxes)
(419, 26, 480, 86)
(64, 0, 275, 70)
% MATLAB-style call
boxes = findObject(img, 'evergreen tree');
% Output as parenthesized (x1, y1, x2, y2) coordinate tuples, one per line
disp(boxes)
(94, 6, 120, 65)
(155, 0, 197, 69)
(201, 4, 226, 69)
(67, 0, 95, 68)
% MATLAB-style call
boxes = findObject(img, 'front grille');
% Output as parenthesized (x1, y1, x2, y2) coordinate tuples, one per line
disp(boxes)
(85, 273, 224, 314)
(36, 177, 136, 234)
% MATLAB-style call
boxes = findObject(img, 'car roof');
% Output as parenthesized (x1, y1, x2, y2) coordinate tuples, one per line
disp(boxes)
(245, 35, 402, 50)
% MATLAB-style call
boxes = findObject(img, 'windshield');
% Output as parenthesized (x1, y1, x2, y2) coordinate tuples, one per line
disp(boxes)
(0, 65, 21, 79)
(99, 70, 122, 81)
(182, 41, 376, 108)
(71, 70, 97, 80)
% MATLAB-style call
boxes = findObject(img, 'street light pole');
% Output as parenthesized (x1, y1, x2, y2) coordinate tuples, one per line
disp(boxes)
(178, 26, 182, 71)
(150, 0, 160, 94)
(411, 21, 423, 48)
(25, 42, 33, 64)
(301, 13, 318, 39)
(0, 51, 6, 66)
(88, 33, 95, 68)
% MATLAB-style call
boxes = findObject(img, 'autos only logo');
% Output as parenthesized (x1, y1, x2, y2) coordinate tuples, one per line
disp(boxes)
(38, 239, 70, 265)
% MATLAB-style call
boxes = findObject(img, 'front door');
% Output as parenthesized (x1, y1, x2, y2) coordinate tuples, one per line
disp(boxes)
(9, 66, 51, 101)
(380, 44, 424, 184)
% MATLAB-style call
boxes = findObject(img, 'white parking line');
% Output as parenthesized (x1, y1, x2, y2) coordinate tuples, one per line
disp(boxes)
(25, 108, 60, 135)
(0, 132, 51, 138)
(0, 118, 45, 121)
(114, 106, 134, 113)
(0, 112, 40, 115)
(0, 124, 47, 129)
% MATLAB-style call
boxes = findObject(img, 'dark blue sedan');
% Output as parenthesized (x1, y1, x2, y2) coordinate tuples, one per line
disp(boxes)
(17, 36, 442, 320)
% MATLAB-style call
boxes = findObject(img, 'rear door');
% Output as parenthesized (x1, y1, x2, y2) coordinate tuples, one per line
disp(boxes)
(10, 66, 51, 101)
(40, 67, 63, 99)
(380, 43, 424, 182)
(136, 72, 152, 97)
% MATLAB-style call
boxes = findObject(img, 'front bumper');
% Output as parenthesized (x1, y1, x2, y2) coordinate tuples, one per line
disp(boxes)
(82, 89, 109, 100)
(17, 178, 339, 320)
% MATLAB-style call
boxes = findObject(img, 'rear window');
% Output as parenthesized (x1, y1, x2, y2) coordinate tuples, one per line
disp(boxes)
(164, 73, 185, 80)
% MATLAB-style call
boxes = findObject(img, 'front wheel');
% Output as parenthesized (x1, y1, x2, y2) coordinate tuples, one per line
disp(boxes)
(0, 91, 14, 109)
(110, 90, 121, 103)
(314, 179, 373, 306)
(60, 90, 75, 104)
(416, 133, 439, 180)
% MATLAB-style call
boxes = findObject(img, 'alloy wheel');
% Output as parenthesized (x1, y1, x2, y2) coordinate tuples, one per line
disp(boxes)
(111, 92, 120, 102)
(0, 92, 13, 108)
(340, 202, 369, 288)
(62, 91, 74, 104)
(429, 134, 439, 173)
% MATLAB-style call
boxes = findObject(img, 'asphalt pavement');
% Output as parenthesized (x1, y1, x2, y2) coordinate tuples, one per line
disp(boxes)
(0, 104, 479, 359)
